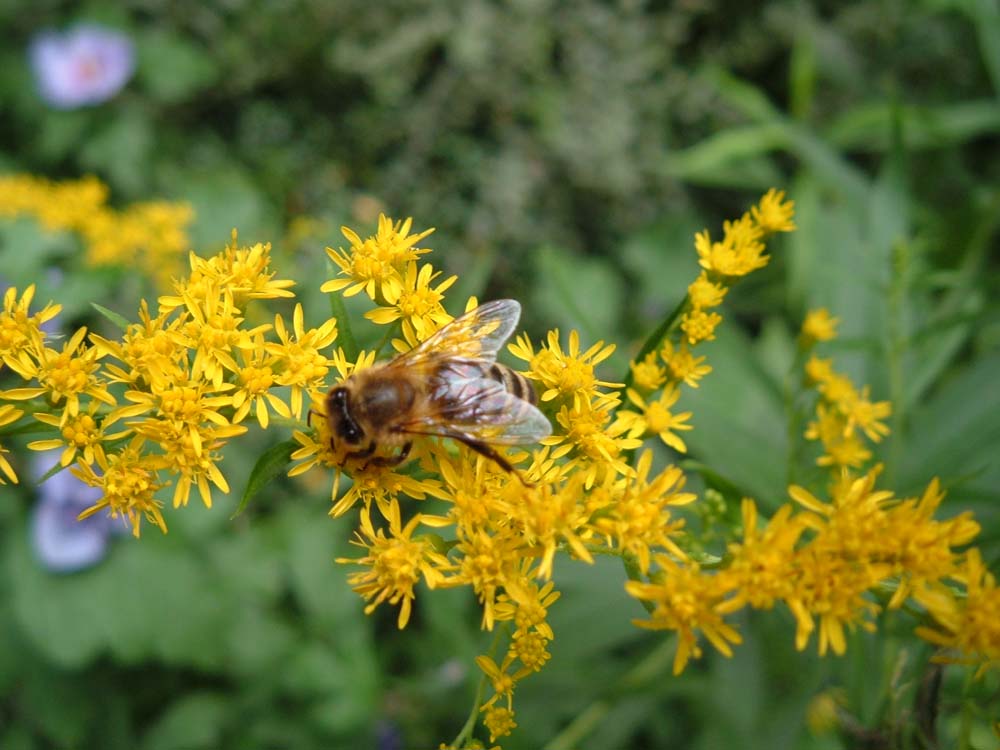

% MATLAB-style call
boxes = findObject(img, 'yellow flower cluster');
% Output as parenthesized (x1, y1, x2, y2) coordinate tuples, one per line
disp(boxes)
(803, 354, 892, 474)
(623, 322, 988, 680)
(1, 232, 336, 535)
(0, 174, 193, 283)
(616, 189, 797, 461)
(5, 181, 995, 747)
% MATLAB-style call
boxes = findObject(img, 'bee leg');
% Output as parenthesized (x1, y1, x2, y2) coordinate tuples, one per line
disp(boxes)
(456, 438, 534, 486)
(362, 441, 412, 470)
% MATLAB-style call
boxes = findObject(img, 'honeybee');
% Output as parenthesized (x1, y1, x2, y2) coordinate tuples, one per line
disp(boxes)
(325, 299, 551, 474)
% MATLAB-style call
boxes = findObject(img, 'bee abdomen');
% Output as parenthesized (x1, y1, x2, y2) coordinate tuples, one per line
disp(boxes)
(487, 363, 538, 404)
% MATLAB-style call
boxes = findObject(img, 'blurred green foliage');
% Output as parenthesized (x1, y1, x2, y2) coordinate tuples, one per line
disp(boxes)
(1, 0, 999, 748)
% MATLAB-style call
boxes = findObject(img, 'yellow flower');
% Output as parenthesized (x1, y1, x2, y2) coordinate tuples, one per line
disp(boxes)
(660, 341, 711, 387)
(321, 214, 433, 301)
(543, 393, 642, 482)
(28, 402, 128, 467)
(751, 188, 797, 234)
(509, 329, 620, 402)
(1, 284, 61, 379)
(338, 500, 450, 628)
(687, 272, 728, 309)
(694, 216, 768, 278)
(177, 286, 269, 390)
(482, 705, 517, 742)
(229, 334, 291, 429)
(74, 445, 169, 537)
(0, 403, 24, 484)
(453, 526, 526, 630)
(629, 351, 667, 391)
(722, 500, 806, 611)
(627, 555, 742, 674)
(177, 231, 295, 303)
(622, 386, 693, 453)
(801, 308, 839, 344)
(494, 579, 561, 640)
(496, 473, 594, 580)
(913, 549, 1000, 674)
(589, 451, 694, 574)
(365, 261, 457, 341)
(30, 327, 116, 424)
(680, 308, 723, 345)
(134, 418, 246, 508)
(91, 300, 185, 391)
(265, 303, 337, 418)
(476, 653, 518, 712)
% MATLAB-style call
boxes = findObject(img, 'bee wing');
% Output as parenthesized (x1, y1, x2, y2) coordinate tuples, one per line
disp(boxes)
(399, 360, 552, 445)
(398, 299, 521, 365)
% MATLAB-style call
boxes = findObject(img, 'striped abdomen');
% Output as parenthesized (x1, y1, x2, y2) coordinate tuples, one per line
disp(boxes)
(486, 363, 538, 404)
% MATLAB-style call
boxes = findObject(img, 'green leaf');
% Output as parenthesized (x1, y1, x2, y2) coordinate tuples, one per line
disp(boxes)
(91, 302, 132, 331)
(232, 440, 297, 519)
(137, 31, 218, 103)
(898, 352, 1000, 496)
(678, 325, 788, 506)
(327, 288, 360, 362)
(8, 529, 230, 670)
(79, 105, 154, 196)
(531, 244, 626, 366)
(142, 692, 228, 750)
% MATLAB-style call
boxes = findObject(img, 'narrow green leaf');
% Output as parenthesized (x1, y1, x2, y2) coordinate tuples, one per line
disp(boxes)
(231, 440, 297, 519)
(328, 290, 359, 362)
(91, 303, 131, 331)
(618, 295, 687, 395)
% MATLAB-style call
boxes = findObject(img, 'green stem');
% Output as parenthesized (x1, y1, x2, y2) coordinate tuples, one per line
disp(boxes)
(373, 321, 402, 357)
(621, 553, 656, 615)
(328, 292, 359, 362)
(618, 294, 689, 397)
(783, 346, 808, 488)
(450, 627, 505, 748)
(884, 240, 909, 486)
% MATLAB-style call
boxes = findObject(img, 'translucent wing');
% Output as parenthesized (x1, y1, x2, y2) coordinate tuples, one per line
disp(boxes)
(398, 359, 552, 445)
(396, 299, 521, 366)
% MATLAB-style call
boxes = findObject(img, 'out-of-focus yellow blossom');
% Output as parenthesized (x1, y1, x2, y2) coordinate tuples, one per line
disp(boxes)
(680, 307, 723, 345)
(482, 705, 517, 743)
(751, 188, 797, 233)
(687, 272, 728, 309)
(800, 308, 839, 344)
(0, 174, 192, 284)
(913, 549, 1000, 675)
(0, 403, 24, 484)
(1, 285, 61, 379)
(629, 351, 667, 391)
(659, 341, 711, 388)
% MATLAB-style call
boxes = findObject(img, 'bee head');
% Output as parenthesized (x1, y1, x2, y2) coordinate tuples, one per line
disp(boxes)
(326, 386, 365, 445)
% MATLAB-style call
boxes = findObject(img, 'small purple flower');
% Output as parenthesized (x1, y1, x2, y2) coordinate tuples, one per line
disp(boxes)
(29, 24, 135, 109)
(30, 451, 121, 573)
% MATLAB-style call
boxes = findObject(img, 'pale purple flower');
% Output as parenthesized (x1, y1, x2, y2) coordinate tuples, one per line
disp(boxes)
(30, 451, 121, 573)
(29, 24, 135, 109)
